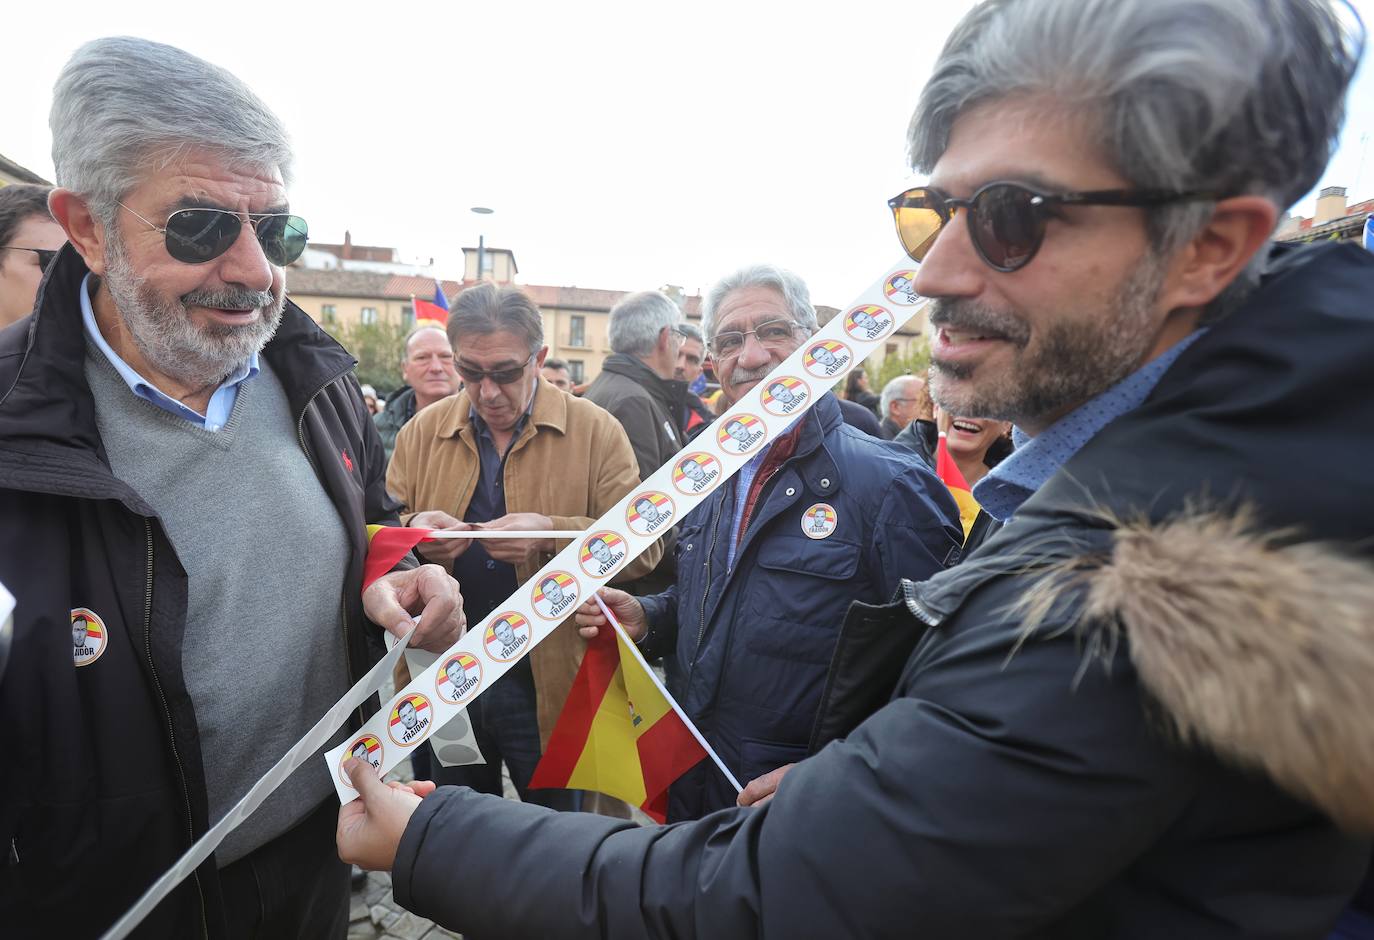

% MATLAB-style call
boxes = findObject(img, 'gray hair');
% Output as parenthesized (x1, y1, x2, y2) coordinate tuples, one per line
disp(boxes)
(608, 290, 681, 357)
(908, 0, 1363, 320)
(880, 375, 923, 417)
(678, 322, 703, 344)
(447, 282, 544, 354)
(700, 264, 819, 342)
(50, 37, 293, 221)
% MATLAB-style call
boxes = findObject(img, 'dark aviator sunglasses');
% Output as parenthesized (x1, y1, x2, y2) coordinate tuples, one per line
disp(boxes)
(119, 202, 309, 266)
(888, 181, 1218, 273)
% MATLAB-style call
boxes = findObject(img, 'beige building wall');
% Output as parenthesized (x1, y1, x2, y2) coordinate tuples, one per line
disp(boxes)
(288, 292, 414, 332)
(542, 307, 612, 384)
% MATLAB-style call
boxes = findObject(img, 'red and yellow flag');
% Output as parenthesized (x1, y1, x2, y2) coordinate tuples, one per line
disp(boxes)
(529, 624, 707, 822)
(363, 524, 433, 590)
(936, 433, 980, 538)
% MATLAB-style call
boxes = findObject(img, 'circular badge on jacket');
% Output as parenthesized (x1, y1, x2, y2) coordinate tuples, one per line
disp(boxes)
(531, 572, 581, 621)
(843, 304, 896, 342)
(671, 452, 723, 496)
(760, 377, 811, 417)
(579, 531, 629, 579)
(625, 491, 676, 536)
(484, 611, 534, 659)
(883, 270, 922, 305)
(387, 692, 433, 747)
(71, 607, 107, 667)
(802, 340, 853, 379)
(340, 733, 384, 785)
(435, 652, 483, 705)
(717, 413, 767, 456)
(801, 503, 838, 540)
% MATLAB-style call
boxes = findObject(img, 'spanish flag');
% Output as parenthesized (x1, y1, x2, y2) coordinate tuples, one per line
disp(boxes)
(363, 524, 433, 590)
(529, 619, 707, 822)
(936, 433, 980, 539)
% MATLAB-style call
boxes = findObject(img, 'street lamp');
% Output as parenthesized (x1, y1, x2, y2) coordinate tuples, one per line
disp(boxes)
(471, 206, 494, 281)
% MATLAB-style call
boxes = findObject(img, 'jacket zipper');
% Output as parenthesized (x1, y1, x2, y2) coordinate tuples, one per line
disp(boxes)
(689, 498, 727, 673)
(141, 518, 210, 938)
(296, 375, 360, 703)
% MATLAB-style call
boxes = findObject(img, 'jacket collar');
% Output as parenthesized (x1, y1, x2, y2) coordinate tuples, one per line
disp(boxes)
(0, 244, 357, 498)
(436, 375, 568, 441)
(600, 352, 688, 414)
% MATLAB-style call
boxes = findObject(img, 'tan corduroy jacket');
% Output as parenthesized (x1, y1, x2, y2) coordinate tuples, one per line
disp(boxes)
(387, 378, 662, 747)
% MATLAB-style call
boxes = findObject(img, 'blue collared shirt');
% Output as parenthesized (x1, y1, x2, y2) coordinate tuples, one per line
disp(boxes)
(726, 414, 804, 571)
(80, 273, 258, 431)
(972, 331, 1206, 523)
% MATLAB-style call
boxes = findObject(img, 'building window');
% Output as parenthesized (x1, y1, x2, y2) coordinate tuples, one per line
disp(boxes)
(321, 304, 337, 326)
(568, 360, 585, 384)
(569, 315, 586, 348)
(361, 306, 378, 326)
(885, 342, 898, 357)
(401, 305, 415, 329)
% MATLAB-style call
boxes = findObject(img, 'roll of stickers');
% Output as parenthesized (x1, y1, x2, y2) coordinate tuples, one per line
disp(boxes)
(100, 259, 929, 938)
(324, 259, 930, 801)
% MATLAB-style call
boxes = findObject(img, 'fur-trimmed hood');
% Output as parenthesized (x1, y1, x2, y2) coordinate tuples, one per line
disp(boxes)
(1014, 509, 1374, 833)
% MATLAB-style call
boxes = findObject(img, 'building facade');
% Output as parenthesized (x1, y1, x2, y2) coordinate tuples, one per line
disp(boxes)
(1277, 186, 1373, 245)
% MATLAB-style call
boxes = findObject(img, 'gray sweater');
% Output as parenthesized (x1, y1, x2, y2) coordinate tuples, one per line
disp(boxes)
(86, 346, 351, 864)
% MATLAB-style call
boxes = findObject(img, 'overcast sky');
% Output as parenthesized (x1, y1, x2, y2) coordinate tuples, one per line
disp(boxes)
(4, 0, 1371, 308)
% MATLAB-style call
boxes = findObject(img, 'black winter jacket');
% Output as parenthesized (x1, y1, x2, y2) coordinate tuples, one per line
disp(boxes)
(390, 243, 1374, 938)
(0, 247, 399, 939)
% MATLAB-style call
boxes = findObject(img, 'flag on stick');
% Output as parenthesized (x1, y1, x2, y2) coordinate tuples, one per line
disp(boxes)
(413, 279, 450, 322)
(936, 433, 980, 538)
(529, 596, 731, 822)
(363, 525, 433, 590)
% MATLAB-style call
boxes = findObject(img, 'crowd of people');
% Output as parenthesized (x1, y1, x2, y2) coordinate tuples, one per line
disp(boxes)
(1, 0, 1373, 938)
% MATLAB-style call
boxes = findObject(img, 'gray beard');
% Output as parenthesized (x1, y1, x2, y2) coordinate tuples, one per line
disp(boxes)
(928, 255, 1166, 427)
(102, 232, 284, 389)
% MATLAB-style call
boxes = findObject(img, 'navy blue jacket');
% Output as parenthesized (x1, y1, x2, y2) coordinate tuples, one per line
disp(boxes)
(637, 392, 962, 819)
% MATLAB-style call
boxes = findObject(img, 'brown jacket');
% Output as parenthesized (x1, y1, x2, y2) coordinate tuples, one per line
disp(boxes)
(387, 377, 662, 746)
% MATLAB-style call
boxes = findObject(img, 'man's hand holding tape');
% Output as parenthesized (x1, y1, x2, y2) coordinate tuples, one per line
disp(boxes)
(363, 564, 467, 653)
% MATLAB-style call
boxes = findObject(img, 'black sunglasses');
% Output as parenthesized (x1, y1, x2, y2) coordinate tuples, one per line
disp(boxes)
(455, 353, 535, 386)
(118, 202, 309, 266)
(0, 246, 59, 270)
(887, 181, 1217, 273)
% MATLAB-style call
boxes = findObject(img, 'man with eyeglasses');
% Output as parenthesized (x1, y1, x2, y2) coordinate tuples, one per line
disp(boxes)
(339, 1, 1374, 937)
(877, 374, 926, 440)
(0, 38, 466, 939)
(571, 263, 961, 822)
(386, 282, 659, 817)
(0, 183, 65, 329)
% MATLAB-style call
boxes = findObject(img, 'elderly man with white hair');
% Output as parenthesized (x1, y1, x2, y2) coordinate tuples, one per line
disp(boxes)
(0, 36, 464, 938)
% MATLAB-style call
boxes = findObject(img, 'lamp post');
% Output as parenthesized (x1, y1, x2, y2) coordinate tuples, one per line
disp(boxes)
(471, 206, 494, 281)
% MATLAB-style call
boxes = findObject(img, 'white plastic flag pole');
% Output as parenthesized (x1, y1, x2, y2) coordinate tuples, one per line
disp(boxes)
(594, 592, 743, 794)
(424, 530, 583, 540)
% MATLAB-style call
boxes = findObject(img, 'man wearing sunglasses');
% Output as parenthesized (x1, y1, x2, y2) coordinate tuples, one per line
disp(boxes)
(386, 282, 659, 817)
(339, 1, 1374, 938)
(0, 183, 65, 329)
(0, 37, 465, 939)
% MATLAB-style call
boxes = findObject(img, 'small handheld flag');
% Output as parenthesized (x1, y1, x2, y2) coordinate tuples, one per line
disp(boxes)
(413, 279, 450, 323)
(936, 433, 980, 539)
(363, 525, 433, 590)
(529, 595, 736, 821)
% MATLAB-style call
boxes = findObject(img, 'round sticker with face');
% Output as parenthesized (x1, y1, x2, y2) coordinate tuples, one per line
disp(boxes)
(435, 652, 483, 705)
(802, 339, 854, 379)
(71, 607, 107, 667)
(625, 491, 676, 537)
(716, 413, 767, 457)
(340, 733, 384, 785)
(843, 304, 896, 342)
(760, 376, 811, 417)
(531, 573, 580, 621)
(578, 531, 630, 579)
(483, 611, 533, 660)
(671, 452, 723, 496)
(884, 270, 921, 306)
(801, 503, 838, 540)
(387, 693, 433, 746)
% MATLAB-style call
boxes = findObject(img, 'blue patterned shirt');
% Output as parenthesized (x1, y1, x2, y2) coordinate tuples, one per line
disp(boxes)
(972, 332, 1205, 522)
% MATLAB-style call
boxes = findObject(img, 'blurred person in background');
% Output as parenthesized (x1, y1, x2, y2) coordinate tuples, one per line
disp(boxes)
(0, 184, 65, 329)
